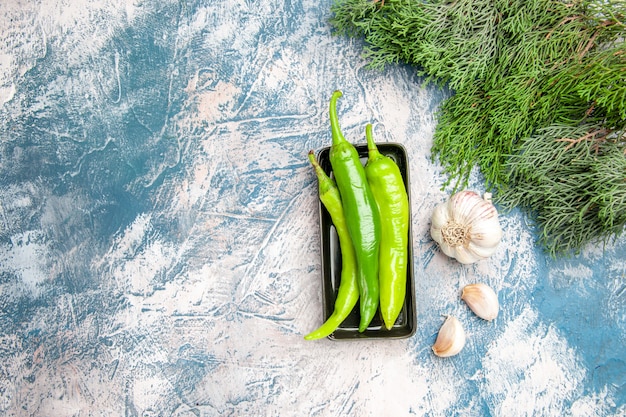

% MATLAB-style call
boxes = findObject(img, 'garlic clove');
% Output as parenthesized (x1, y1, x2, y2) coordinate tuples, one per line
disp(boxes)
(438, 238, 460, 261)
(430, 204, 450, 234)
(467, 197, 498, 224)
(432, 315, 466, 357)
(451, 191, 480, 221)
(469, 217, 503, 249)
(452, 245, 481, 265)
(430, 223, 444, 245)
(461, 283, 499, 321)
(466, 241, 499, 260)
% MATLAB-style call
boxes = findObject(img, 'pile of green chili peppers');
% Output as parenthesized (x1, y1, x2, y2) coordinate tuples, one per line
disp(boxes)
(305, 90, 410, 340)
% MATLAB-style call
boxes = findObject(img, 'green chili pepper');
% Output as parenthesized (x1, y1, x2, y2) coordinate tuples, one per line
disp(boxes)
(304, 151, 359, 340)
(364, 124, 409, 330)
(328, 90, 381, 332)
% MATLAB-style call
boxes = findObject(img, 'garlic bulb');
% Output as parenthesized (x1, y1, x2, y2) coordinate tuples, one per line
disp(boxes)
(461, 283, 499, 321)
(432, 315, 466, 357)
(430, 191, 502, 264)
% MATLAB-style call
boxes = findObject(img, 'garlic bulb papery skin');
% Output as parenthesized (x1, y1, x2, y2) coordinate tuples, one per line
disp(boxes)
(432, 315, 466, 358)
(430, 191, 503, 264)
(461, 283, 499, 321)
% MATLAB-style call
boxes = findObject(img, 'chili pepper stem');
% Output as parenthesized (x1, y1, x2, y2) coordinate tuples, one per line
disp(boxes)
(307, 151, 333, 196)
(365, 124, 382, 160)
(329, 90, 347, 146)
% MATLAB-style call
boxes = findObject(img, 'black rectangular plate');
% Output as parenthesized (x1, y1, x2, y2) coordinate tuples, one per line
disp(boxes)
(316, 143, 416, 340)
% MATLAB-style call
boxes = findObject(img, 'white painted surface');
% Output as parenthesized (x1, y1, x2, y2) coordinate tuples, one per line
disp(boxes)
(0, 0, 624, 415)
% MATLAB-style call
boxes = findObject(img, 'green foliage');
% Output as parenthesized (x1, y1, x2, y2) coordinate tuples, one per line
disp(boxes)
(329, 0, 626, 255)
(500, 124, 626, 256)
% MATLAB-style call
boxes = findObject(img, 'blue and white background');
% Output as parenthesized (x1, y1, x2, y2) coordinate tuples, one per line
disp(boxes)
(1, 1, 625, 415)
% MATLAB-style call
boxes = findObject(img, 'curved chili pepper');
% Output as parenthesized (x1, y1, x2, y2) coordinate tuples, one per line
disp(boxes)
(364, 124, 409, 330)
(328, 91, 381, 332)
(304, 151, 359, 340)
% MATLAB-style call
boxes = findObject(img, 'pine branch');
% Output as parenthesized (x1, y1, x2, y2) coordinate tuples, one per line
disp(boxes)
(499, 124, 626, 256)
(329, 0, 626, 254)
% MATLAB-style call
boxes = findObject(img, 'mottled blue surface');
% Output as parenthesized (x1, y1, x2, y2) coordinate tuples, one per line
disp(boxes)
(1, 1, 624, 416)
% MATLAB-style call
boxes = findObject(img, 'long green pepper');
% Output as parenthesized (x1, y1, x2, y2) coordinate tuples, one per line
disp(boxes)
(304, 151, 359, 340)
(364, 124, 410, 330)
(328, 91, 381, 332)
